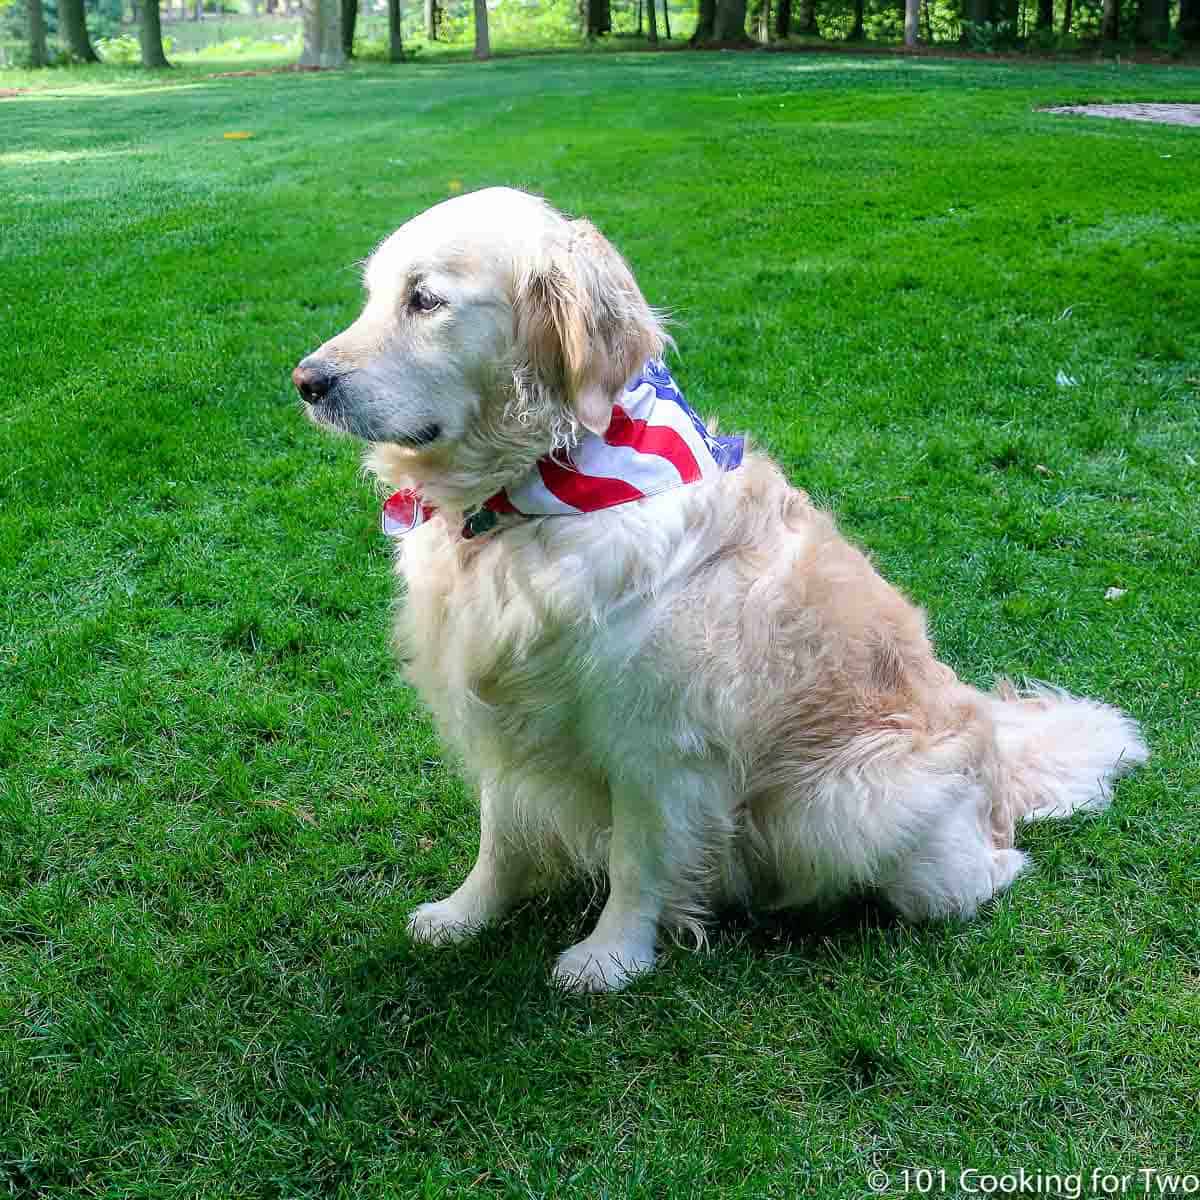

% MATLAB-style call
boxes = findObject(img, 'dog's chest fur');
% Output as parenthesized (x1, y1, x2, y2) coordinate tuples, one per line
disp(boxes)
(395, 491, 706, 780)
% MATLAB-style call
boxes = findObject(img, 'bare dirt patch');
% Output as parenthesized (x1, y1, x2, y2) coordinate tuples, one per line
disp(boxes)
(1043, 103, 1200, 126)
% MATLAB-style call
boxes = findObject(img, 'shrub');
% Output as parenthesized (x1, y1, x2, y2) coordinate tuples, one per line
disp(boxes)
(95, 33, 139, 62)
(961, 18, 1015, 50)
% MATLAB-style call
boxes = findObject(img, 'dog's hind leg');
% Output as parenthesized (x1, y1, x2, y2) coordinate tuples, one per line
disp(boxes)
(877, 780, 1029, 923)
(407, 779, 536, 945)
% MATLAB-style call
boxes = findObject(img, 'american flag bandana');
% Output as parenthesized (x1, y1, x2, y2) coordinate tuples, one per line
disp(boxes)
(381, 359, 745, 541)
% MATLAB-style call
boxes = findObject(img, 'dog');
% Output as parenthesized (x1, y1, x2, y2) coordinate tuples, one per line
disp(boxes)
(293, 186, 1147, 993)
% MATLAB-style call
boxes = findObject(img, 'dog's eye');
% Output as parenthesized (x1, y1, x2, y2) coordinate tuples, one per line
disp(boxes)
(410, 286, 444, 314)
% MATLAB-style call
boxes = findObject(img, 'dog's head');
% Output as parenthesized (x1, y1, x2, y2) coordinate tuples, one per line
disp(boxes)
(294, 187, 667, 507)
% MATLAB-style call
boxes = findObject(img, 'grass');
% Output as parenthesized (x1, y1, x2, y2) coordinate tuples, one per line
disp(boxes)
(3, 49, 1200, 1198)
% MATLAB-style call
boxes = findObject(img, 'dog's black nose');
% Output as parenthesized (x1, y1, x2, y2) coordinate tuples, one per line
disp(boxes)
(292, 360, 335, 405)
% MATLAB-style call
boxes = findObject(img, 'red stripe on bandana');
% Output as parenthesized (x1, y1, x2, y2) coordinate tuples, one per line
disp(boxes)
(484, 490, 519, 516)
(537, 454, 645, 511)
(604, 404, 703, 484)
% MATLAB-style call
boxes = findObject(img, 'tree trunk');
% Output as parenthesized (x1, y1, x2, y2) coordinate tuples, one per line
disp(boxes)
(1060, 0, 1071, 30)
(1100, 0, 1118, 36)
(29, 0, 49, 66)
(903, 0, 918, 41)
(138, 0, 171, 64)
(753, 0, 768, 39)
(774, 0, 790, 35)
(796, 0, 817, 34)
(1134, 0, 1168, 40)
(473, 0, 489, 57)
(690, 0, 715, 39)
(636, 0, 642, 33)
(662, 0, 670, 36)
(60, 0, 100, 60)
(712, 0, 748, 38)
(646, 0, 658, 41)
(586, 0, 610, 34)
(424, 0, 436, 37)
(1179, 0, 1200, 42)
(849, 0, 863, 35)
(192, 0, 201, 20)
(388, 0, 402, 59)
(300, 0, 345, 65)
(341, 0, 357, 56)
(1035, 0, 1052, 26)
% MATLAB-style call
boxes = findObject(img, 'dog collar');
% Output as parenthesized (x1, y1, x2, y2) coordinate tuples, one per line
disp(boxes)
(381, 359, 745, 542)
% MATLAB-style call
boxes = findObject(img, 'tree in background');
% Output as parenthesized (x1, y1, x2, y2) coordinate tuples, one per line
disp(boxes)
(586, 0, 611, 35)
(300, 0, 344, 65)
(647, 0, 658, 42)
(903, 0, 917, 39)
(424, 0, 438, 38)
(661, 0, 670, 37)
(1035, 0, 1052, 28)
(389, 0, 402, 59)
(690, 0, 715, 39)
(138, 0, 171, 65)
(1134, 0, 1168, 41)
(964, 0, 990, 32)
(341, 0, 358, 56)
(1100, 0, 1118, 37)
(60, 0, 99, 61)
(849, 0, 864, 37)
(473, 0, 488, 56)
(1181, 0, 1200, 41)
(28, 0, 48, 67)
(749, 0, 763, 36)
(795, 0, 818, 33)
(713, 0, 750, 38)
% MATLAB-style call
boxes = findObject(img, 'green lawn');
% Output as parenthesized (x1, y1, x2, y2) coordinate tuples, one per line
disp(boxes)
(3, 50, 1199, 1199)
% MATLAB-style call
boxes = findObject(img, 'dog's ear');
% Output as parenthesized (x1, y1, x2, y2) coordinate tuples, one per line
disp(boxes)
(516, 219, 668, 435)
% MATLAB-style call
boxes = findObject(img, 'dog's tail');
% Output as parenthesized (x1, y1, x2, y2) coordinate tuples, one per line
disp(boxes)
(988, 680, 1148, 822)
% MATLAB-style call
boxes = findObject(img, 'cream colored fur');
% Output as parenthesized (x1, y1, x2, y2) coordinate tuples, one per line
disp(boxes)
(297, 187, 1148, 993)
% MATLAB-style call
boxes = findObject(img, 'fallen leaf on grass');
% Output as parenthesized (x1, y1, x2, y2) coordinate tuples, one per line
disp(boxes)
(223, 130, 254, 140)
(1034, 464, 1053, 477)
(1104, 587, 1127, 601)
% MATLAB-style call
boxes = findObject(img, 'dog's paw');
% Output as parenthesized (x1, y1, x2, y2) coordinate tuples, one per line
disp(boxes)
(406, 899, 483, 946)
(552, 939, 657, 994)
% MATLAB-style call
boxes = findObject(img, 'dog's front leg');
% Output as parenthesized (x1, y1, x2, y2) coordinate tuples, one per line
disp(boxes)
(552, 772, 671, 994)
(407, 781, 533, 945)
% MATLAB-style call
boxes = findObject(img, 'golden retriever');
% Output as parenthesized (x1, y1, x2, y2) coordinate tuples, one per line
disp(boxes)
(293, 187, 1147, 993)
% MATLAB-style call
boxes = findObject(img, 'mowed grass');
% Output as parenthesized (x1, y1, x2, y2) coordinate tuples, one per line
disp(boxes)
(3, 51, 1200, 1198)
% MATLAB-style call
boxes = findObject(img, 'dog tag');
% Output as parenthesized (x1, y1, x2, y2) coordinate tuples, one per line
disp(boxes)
(461, 508, 498, 540)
